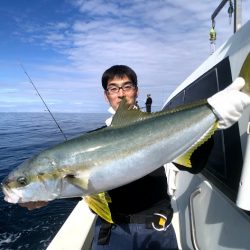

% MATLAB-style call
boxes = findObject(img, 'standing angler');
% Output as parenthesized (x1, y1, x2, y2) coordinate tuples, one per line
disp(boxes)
(145, 94, 153, 113)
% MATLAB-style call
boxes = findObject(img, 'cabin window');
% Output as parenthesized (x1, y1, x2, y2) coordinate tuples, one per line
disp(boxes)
(164, 91, 184, 109)
(163, 57, 243, 202)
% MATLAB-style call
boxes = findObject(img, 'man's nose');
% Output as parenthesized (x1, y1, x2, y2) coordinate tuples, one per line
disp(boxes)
(117, 88, 125, 96)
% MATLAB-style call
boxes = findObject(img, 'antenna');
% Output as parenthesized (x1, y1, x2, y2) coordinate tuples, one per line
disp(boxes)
(19, 62, 68, 141)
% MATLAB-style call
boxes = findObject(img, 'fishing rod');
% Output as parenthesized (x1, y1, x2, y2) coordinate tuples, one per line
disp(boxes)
(19, 62, 68, 141)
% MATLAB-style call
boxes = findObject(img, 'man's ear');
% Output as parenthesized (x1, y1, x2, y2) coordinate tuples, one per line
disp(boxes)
(104, 90, 109, 102)
(135, 87, 139, 99)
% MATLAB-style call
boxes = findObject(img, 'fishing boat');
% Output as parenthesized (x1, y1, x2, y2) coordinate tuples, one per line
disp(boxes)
(46, 2, 250, 249)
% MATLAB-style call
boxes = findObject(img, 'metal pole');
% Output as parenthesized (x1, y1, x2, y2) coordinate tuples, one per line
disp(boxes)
(211, 0, 229, 22)
(234, 0, 242, 32)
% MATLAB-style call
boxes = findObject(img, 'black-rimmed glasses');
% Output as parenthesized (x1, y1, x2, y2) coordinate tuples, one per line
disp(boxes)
(106, 82, 136, 94)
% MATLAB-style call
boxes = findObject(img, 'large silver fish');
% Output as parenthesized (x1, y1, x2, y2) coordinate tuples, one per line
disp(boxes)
(2, 53, 250, 208)
(2, 99, 217, 204)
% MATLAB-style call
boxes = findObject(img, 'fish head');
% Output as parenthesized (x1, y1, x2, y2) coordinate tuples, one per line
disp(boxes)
(1, 154, 63, 204)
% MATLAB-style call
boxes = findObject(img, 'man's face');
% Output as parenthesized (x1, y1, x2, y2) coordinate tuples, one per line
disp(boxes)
(104, 76, 138, 111)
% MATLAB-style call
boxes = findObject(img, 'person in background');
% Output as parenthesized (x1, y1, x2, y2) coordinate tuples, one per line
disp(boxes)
(91, 65, 250, 250)
(145, 94, 153, 113)
(135, 100, 140, 109)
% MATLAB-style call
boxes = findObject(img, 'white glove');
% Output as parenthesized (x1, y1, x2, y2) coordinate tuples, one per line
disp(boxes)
(207, 77, 250, 129)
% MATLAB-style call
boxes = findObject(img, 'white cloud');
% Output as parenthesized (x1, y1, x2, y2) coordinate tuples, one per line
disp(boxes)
(1, 0, 249, 112)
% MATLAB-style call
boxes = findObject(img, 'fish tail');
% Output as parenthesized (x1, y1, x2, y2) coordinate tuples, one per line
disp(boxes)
(240, 53, 250, 96)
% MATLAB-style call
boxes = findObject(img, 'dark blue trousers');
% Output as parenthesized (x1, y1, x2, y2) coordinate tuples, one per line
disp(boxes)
(92, 217, 178, 250)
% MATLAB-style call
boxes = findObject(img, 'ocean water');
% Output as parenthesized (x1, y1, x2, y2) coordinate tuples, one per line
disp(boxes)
(0, 112, 108, 250)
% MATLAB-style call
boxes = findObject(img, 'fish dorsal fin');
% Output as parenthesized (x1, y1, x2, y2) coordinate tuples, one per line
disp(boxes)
(111, 98, 151, 127)
(111, 98, 209, 128)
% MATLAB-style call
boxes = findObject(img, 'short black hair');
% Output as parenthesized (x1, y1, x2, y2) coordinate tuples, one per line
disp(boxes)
(102, 65, 138, 90)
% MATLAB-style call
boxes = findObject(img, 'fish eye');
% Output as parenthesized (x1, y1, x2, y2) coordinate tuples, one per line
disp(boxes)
(66, 174, 75, 179)
(17, 176, 28, 186)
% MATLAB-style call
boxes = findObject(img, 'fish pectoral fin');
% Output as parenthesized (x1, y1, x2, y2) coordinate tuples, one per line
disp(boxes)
(65, 172, 89, 190)
(174, 121, 218, 168)
(84, 192, 113, 223)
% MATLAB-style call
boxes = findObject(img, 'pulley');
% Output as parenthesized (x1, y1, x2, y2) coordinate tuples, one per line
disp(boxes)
(209, 22, 216, 54)
(209, 27, 216, 42)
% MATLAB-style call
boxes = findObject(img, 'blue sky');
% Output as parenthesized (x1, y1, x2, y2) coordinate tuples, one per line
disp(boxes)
(1, 0, 249, 113)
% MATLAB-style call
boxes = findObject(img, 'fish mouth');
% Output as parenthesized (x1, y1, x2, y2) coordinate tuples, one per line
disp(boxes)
(2, 185, 22, 204)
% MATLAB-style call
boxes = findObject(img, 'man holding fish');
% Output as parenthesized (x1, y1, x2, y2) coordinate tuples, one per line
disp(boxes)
(2, 63, 250, 249)
(91, 65, 250, 249)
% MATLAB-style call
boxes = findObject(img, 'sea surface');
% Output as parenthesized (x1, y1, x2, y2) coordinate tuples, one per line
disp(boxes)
(0, 112, 108, 250)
